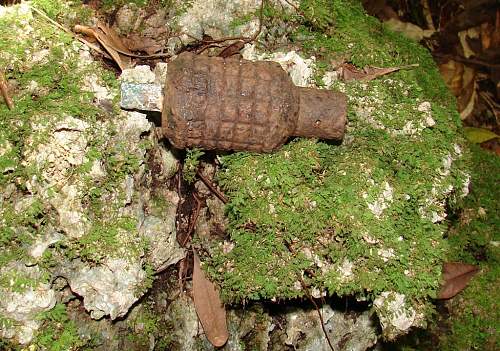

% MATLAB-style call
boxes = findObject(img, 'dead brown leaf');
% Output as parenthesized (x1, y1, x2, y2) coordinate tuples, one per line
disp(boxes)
(439, 60, 477, 120)
(437, 262, 479, 299)
(340, 63, 419, 82)
(123, 34, 163, 55)
(74, 22, 133, 71)
(192, 251, 229, 347)
(0, 70, 14, 110)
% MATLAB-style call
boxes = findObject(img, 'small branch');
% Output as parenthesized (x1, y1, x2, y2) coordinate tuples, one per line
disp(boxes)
(0, 70, 14, 110)
(182, 192, 202, 247)
(196, 170, 228, 204)
(299, 277, 335, 351)
(283, 241, 334, 351)
(30, 5, 112, 60)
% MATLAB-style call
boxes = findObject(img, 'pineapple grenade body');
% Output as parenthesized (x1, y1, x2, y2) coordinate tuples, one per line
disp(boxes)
(162, 52, 347, 152)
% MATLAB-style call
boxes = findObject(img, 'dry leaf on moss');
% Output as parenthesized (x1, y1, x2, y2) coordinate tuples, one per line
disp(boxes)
(438, 262, 479, 299)
(340, 63, 419, 82)
(192, 251, 229, 347)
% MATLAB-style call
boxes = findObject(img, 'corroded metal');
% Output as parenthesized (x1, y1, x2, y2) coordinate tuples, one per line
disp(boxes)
(162, 52, 346, 152)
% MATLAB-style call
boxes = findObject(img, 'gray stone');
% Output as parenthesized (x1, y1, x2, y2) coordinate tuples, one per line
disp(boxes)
(0, 263, 56, 344)
(61, 258, 146, 320)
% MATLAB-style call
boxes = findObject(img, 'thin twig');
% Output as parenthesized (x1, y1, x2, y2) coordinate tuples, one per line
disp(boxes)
(283, 241, 334, 351)
(196, 170, 228, 204)
(0, 70, 14, 110)
(299, 276, 335, 351)
(182, 192, 202, 247)
(29, 5, 112, 59)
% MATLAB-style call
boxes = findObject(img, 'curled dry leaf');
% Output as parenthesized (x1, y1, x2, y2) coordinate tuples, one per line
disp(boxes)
(340, 63, 419, 82)
(0, 70, 14, 110)
(439, 60, 477, 120)
(192, 251, 229, 347)
(384, 17, 435, 41)
(123, 34, 163, 55)
(74, 22, 133, 71)
(437, 262, 480, 299)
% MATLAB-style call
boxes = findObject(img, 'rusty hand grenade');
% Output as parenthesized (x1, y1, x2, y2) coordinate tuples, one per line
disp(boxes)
(161, 52, 346, 152)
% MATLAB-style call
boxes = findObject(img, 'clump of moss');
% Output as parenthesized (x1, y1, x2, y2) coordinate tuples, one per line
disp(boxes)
(440, 146, 499, 350)
(206, 0, 468, 310)
(34, 303, 94, 351)
(183, 148, 204, 183)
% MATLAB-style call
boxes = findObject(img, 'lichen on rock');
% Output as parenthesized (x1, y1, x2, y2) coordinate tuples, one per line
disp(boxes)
(0, 2, 182, 345)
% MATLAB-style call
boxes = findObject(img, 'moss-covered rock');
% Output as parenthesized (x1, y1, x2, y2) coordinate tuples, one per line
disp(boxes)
(0, 2, 182, 346)
(201, 0, 470, 338)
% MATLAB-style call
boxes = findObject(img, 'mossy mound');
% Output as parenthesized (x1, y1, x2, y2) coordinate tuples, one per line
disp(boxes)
(439, 145, 499, 350)
(206, 0, 470, 311)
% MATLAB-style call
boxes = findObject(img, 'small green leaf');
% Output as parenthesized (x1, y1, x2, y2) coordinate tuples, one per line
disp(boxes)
(463, 127, 499, 144)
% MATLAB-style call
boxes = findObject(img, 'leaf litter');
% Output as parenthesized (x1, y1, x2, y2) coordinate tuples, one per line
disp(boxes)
(438, 262, 480, 299)
(192, 250, 229, 347)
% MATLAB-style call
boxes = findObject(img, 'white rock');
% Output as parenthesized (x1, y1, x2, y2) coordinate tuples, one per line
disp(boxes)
(82, 74, 115, 102)
(337, 259, 354, 282)
(373, 291, 423, 340)
(49, 184, 89, 238)
(159, 146, 178, 178)
(0, 263, 56, 345)
(322, 71, 339, 88)
(63, 258, 146, 320)
(175, 0, 260, 43)
(378, 248, 395, 262)
(29, 229, 64, 259)
(242, 44, 316, 87)
(121, 65, 156, 84)
(165, 295, 199, 351)
(122, 111, 152, 138)
(284, 306, 378, 351)
(154, 62, 168, 84)
(141, 190, 185, 271)
(367, 182, 394, 218)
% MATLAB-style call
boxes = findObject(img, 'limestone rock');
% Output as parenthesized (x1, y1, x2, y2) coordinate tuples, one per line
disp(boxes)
(373, 291, 425, 340)
(279, 306, 378, 351)
(0, 263, 56, 344)
(61, 258, 146, 320)
(141, 191, 185, 271)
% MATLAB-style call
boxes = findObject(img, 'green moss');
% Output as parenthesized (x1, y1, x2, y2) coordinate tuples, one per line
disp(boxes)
(440, 146, 499, 350)
(391, 146, 499, 350)
(35, 303, 93, 351)
(0, 2, 145, 269)
(183, 148, 204, 183)
(205, 0, 467, 305)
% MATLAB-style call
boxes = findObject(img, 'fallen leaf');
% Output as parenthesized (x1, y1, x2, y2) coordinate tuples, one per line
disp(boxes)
(384, 18, 435, 41)
(464, 127, 500, 144)
(438, 60, 477, 119)
(192, 251, 228, 347)
(74, 22, 133, 71)
(123, 34, 163, 55)
(340, 63, 419, 82)
(437, 262, 479, 299)
(458, 27, 480, 59)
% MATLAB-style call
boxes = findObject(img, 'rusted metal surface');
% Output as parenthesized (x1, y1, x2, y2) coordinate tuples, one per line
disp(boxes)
(162, 52, 347, 152)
